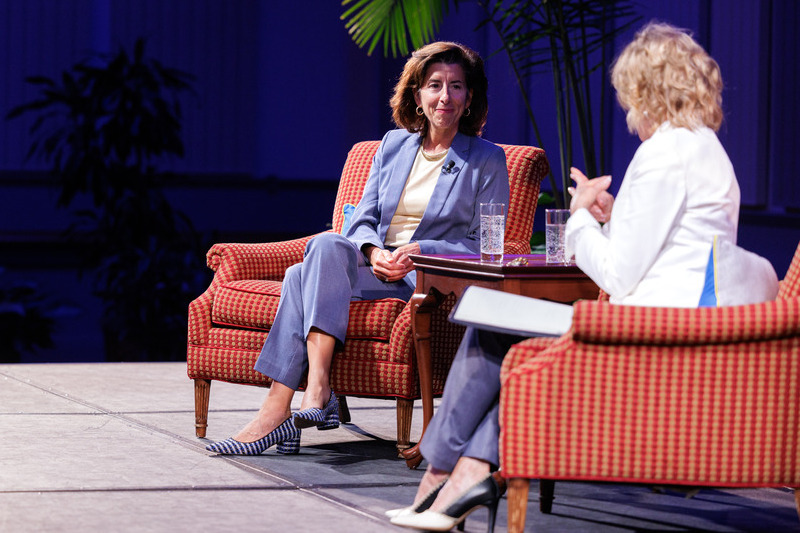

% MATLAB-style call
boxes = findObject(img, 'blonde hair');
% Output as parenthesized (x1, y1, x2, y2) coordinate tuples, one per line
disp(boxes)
(611, 22, 724, 134)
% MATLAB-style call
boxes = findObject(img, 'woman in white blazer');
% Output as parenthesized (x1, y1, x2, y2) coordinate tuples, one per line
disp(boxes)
(389, 22, 741, 533)
(205, 42, 510, 456)
(567, 23, 740, 307)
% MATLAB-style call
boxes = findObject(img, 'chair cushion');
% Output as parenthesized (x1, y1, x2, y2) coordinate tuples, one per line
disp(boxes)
(211, 280, 407, 340)
(341, 203, 357, 235)
(212, 280, 282, 330)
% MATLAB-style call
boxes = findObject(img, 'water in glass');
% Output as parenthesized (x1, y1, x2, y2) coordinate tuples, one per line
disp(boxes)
(545, 223, 567, 263)
(480, 214, 504, 262)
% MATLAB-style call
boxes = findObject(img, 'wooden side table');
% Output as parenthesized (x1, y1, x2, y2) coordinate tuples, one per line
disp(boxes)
(402, 254, 599, 468)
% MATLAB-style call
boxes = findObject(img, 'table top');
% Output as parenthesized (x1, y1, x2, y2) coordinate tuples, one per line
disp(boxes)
(409, 253, 585, 277)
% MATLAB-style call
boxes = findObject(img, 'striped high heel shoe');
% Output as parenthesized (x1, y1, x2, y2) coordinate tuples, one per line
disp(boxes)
(293, 391, 339, 430)
(205, 416, 300, 455)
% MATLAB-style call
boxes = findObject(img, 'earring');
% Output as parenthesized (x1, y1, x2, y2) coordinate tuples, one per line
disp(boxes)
(416, 106, 424, 116)
(464, 107, 471, 117)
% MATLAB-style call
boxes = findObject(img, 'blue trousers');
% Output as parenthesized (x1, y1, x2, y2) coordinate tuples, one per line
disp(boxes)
(254, 232, 416, 390)
(419, 327, 524, 471)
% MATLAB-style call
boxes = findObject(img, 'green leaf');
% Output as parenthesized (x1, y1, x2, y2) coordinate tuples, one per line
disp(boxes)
(341, 0, 452, 57)
(537, 191, 556, 207)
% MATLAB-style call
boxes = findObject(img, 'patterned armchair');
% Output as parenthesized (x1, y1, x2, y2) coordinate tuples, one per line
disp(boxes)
(187, 140, 548, 452)
(499, 241, 800, 532)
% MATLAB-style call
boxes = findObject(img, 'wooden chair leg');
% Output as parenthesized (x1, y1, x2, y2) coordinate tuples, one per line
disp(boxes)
(194, 379, 211, 438)
(507, 478, 530, 533)
(396, 398, 414, 456)
(337, 395, 351, 424)
(539, 479, 555, 514)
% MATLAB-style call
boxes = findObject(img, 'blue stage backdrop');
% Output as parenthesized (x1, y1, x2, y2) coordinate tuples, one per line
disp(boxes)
(0, 0, 798, 362)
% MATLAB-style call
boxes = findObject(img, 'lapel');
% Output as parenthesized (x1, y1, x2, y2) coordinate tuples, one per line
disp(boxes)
(415, 132, 471, 234)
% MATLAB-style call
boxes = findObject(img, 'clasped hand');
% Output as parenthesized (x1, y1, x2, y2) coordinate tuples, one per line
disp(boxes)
(567, 167, 614, 223)
(369, 243, 420, 282)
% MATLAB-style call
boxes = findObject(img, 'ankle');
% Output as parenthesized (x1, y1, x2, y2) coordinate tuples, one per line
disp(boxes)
(257, 403, 291, 423)
(300, 386, 331, 410)
(429, 467, 491, 513)
(414, 467, 450, 503)
(238, 407, 292, 439)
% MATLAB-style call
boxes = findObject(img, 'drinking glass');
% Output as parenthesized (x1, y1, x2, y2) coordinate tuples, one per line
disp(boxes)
(545, 209, 570, 264)
(480, 203, 505, 262)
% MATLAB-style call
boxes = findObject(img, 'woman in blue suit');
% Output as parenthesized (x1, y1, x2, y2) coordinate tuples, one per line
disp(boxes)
(206, 41, 509, 455)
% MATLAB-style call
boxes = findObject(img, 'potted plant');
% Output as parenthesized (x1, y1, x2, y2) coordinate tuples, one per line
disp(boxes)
(0, 268, 59, 363)
(8, 39, 208, 361)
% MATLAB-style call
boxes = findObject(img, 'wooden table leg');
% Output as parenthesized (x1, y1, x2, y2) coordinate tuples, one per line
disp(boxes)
(402, 289, 442, 469)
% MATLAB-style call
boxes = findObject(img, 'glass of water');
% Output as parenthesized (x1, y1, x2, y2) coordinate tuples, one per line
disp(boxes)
(480, 202, 505, 262)
(545, 209, 570, 264)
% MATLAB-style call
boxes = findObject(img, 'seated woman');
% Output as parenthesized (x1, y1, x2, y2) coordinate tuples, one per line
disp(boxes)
(388, 22, 740, 533)
(205, 41, 510, 455)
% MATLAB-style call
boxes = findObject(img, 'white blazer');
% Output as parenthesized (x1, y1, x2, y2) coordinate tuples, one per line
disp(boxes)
(566, 123, 741, 307)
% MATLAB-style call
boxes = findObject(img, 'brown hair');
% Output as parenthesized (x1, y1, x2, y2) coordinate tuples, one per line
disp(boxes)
(390, 41, 488, 137)
(612, 22, 724, 134)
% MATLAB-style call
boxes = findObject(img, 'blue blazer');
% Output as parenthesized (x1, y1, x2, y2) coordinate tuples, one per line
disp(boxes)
(345, 129, 510, 257)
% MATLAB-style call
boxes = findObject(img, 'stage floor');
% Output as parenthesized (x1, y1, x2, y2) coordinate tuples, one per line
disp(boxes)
(1, 362, 797, 532)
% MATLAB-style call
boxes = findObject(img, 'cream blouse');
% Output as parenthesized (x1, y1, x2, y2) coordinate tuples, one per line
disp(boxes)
(384, 147, 445, 248)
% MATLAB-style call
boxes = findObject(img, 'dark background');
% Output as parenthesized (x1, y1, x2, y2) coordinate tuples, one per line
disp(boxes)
(2, 0, 798, 362)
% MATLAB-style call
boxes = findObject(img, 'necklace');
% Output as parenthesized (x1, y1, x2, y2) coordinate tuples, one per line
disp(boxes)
(421, 147, 448, 161)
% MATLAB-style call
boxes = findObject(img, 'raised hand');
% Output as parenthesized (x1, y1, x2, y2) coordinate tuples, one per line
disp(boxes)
(568, 167, 614, 223)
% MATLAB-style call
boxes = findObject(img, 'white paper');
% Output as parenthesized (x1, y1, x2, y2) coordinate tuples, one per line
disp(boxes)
(449, 286, 573, 337)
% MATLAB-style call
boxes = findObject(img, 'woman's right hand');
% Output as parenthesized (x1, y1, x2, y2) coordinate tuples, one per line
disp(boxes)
(367, 246, 410, 282)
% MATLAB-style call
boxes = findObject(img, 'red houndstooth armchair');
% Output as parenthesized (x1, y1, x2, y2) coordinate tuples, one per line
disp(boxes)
(187, 140, 548, 452)
(499, 241, 800, 532)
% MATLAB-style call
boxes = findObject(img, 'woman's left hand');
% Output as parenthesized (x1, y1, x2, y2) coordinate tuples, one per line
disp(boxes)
(370, 242, 420, 282)
(390, 242, 421, 275)
(568, 167, 614, 222)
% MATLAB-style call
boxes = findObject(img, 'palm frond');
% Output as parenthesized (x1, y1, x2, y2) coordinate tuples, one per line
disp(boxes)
(341, 0, 451, 57)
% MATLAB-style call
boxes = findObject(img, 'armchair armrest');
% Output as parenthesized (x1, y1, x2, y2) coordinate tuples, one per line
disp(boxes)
(571, 297, 800, 345)
(206, 233, 327, 284)
(504, 239, 531, 255)
(500, 336, 560, 383)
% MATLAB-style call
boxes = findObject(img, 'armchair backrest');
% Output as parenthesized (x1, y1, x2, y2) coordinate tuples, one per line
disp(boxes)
(330, 140, 548, 251)
(503, 145, 548, 248)
(778, 241, 800, 299)
(332, 141, 380, 234)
